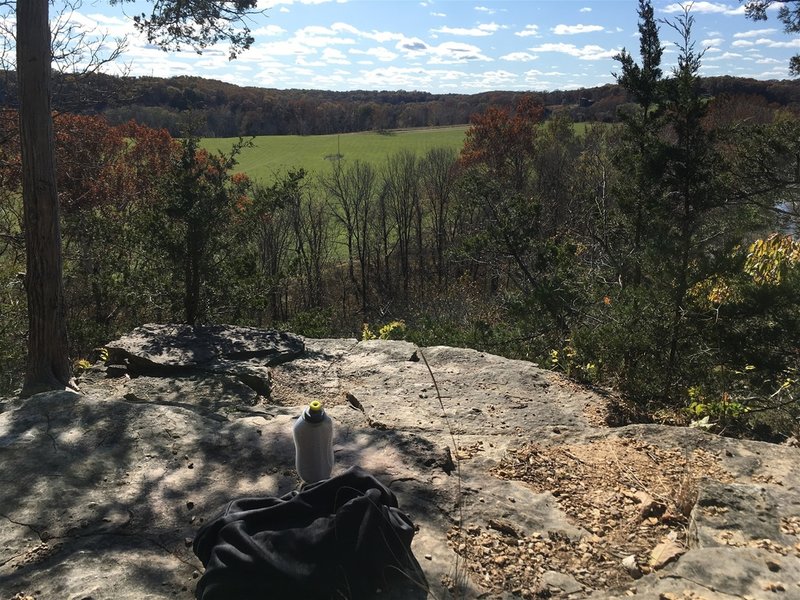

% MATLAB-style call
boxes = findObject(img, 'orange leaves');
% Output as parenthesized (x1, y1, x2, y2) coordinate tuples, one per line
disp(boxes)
(234, 194, 252, 213)
(48, 114, 181, 213)
(231, 173, 253, 214)
(231, 171, 251, 186)
(460, 94, 544, 188)
(54, 114, 127, 212)
(117, 120, 180, 177)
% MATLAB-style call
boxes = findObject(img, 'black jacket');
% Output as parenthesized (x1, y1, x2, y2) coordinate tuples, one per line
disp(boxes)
(193, 466, 427, 599)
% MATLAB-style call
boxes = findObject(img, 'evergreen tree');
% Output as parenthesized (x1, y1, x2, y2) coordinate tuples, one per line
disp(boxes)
(589, 2, 757, 401)
(615, 0, 664, 117)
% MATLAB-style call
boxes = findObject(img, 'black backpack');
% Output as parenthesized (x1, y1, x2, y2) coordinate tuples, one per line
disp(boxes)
(193, 466, 428, 599)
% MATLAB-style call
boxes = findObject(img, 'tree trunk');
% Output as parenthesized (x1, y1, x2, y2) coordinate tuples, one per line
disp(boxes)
(185, 232, 201, 325)
(18, 0, 74, 397)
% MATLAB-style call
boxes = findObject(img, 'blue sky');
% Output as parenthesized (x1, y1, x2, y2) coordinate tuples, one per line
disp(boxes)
(51, 1, 799, 92)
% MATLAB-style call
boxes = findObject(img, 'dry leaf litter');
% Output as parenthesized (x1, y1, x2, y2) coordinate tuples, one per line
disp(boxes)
(447, 437, 735, 598)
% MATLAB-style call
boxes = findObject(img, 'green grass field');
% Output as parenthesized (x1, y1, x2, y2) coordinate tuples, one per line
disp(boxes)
(201, 125, 469, 182)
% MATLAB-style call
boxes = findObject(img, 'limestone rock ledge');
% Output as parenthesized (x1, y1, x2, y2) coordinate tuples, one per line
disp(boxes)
(0, 329, 797, 599)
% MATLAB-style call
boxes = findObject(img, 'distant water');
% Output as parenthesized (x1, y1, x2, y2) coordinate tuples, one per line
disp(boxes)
(778, 201, 798, 235)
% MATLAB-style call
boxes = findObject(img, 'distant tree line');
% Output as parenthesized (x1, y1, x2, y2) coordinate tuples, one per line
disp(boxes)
(0, 69, 798, 137)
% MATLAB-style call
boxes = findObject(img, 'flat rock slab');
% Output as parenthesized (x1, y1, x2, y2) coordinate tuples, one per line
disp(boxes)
(1, 331, 799, 600)
(106, 324, 304, 368)
(105, 324, 305, 396)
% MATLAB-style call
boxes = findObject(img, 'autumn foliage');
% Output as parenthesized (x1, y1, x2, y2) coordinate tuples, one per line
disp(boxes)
(461, 95, 544, 189)
(53, 114, 180, 213)
(0, 89, 796, 440)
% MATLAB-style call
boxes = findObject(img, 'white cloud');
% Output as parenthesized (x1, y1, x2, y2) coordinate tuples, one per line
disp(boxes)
(427, 41, 492, 64)
(252, 67, 284, 85)
(431, 12, 446, 17)
(763, 69, 790, 77)
(701, 37, 724, 47)
(524, 68, 564, 77)
(462, 70, 518, 89)
(475, 6, 495, 14)
(252, 24, 287, 36)
(294, 57, 324, 67)
(661, 2, 744, 16)
(64, 12, 136, 39)
(395, 37, 429, 55)
(298, 22, 359, 37)
(704, 51, 743, 61)
(257, 0, 338, 7)
(432, 22, 505, 37)
(357, 65, 436, 88)
(350, 46, 398, 62)
(361, 30, 407, 43)
(250, 39, 315, 56)
(516, 25, 540, 38)
(552, 24, 604, 35)
(579, 7, 592, 13)
(114, 50, 196, 78)
(734, 28, 778, 38)
(528, 42, 618, 60)
(732, 40, 754, 47)
(500, 52, 539, 62)
(310, 71, 351, 88)
(292, 24, 357, 47)
(756, 37, 800, 48)
(756, 57, 782, 64)
(737, 68, 786, 78)
(193, 52, 237, 71)
(253, 22, 409, 51)
(321, 47, 349, 64)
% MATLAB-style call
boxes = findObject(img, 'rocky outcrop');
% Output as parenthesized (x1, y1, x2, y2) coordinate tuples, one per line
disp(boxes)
(105, 323, 305, 396)
(1, 329, 798, 599)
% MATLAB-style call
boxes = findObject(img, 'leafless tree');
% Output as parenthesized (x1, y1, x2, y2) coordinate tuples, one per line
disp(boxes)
(323, 160, 377, 313)
(420, 147, 460, 286)
(383, 150, 420, 297)
(289, 183, 332, 310)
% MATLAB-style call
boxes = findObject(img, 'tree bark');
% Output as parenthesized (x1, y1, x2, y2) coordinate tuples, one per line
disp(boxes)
(185, 231, 201, 325)
(18, 0, 74, 396)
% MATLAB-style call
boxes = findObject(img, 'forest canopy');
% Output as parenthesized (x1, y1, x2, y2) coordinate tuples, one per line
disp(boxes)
(0, 69, 798, 136)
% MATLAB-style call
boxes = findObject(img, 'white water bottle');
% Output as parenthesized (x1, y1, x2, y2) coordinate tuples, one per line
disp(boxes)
(292, 400, 334, 483)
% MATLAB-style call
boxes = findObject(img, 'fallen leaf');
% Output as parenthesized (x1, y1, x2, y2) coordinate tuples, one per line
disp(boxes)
(649, 538, 684, 570)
